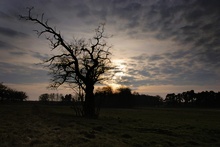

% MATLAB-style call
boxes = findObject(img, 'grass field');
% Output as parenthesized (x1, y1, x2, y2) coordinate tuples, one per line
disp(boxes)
(1, 103, 220, 147)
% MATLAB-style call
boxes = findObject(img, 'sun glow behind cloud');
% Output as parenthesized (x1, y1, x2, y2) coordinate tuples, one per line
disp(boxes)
(113, 59, 126, 77)
(105, 59, 128, 90)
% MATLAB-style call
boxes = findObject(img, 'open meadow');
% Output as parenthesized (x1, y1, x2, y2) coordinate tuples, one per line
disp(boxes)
(1, 103, 220, 147)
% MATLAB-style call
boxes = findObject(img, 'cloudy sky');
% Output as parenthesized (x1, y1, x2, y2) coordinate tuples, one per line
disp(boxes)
(0, 0, 220, 100)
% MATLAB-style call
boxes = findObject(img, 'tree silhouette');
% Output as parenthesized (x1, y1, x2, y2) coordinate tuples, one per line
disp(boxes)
(165, 93, 177, 106)
(61, 94, 72, 102)
(94, 86, 162, 108)
(39, 93, 49, 102)
(165, 90, 220, 108)
(20, 8, 114, 118)
(0, 83, 28, 102)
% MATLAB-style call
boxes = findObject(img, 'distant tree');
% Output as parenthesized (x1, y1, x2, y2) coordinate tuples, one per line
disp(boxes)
(133, 91, 140, 96)
(13, 91, 28, 101)
(95, 86, 113, 96)
(56, 93, 62, 101)
(116, 87, 134, 108)
(20, 8, 115, 118)
(116, 87, 132, 95)
(165, 90, 220, 108)
(49, 93, 55, 101)
(0, 83, 9, 101)
(61, 94, 72, 102)
(94, 86, 163, 108)
(155, 95, 164, 105)
(216, 92, 220, 106)
(0, 83, 28, 102)
(165, 93, 177, 106)
(176, 93, 183, 104)
(39, 93, 49, 102)
(94, 86, 113, 110)
(182, 90, 195, 105)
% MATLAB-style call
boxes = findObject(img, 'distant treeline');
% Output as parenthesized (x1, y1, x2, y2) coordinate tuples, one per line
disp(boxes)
(38, 87, 220, 108)
(95, 86, 163, 108)
(0, 83, 28, 102)
(2, 82, 219, 108)
(38, 86, 163, 108)
(165, 90, 220, 107)
(38, 93, 73, 104)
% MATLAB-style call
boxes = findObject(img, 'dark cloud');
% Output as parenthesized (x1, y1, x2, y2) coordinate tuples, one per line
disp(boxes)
(113, 2, 142, 20)
(0, 40, 15, 50)
(0, 26, 28, 38)
(101, 0, 220, 53)
(148, 54, 164, 61)
(74, 3, 91, 18)
(131, 53, 148, 61)
(0, 40, 25, 53)
(129, 44, 220, 87)
(9, 51, 27, 56)
(0, 62, 49, 84)
(195, 48, 220, 67)
(2, 0, 220, 47)
(118, 0, 220, 89)
(30, 51, 50, 61)
(0, 11, 11, 19)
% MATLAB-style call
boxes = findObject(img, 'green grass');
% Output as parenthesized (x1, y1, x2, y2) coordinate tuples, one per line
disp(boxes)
(1, 103, 220, 147)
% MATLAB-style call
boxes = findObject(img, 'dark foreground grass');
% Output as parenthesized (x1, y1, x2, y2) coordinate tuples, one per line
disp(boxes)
(1, 103, 220, 147)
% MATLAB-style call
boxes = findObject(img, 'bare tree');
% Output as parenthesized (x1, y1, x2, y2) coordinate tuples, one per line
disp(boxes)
(20, 8, 114, 118)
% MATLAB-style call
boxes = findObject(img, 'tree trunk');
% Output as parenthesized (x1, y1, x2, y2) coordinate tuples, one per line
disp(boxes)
(84, 84, 96, 118)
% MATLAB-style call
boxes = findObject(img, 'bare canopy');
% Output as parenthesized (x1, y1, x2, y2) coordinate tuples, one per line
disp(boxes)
(20, 7, 115, 118)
